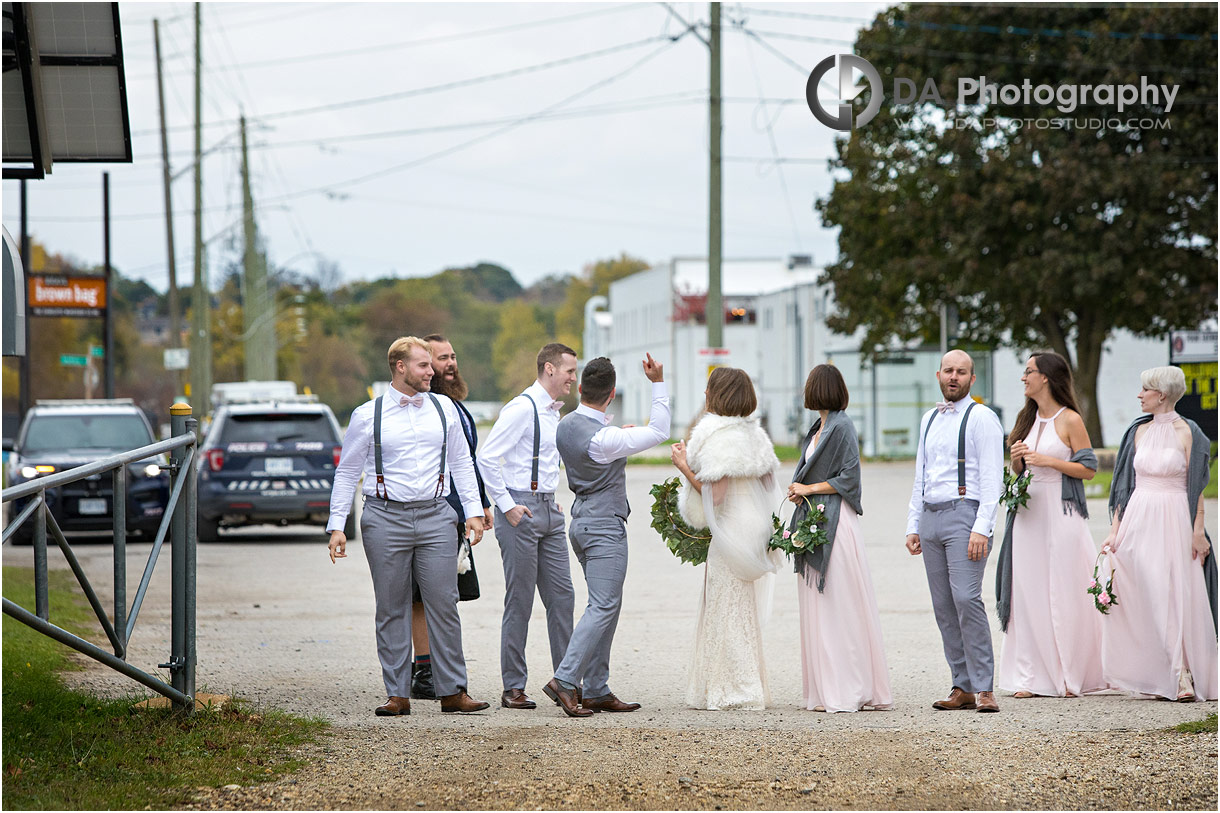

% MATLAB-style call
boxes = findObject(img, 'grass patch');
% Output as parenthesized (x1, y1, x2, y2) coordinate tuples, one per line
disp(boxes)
(1172, 712, 1218, 734)
(2, 565, 326, 810)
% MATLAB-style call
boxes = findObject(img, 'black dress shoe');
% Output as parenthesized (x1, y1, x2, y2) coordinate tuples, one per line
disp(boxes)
(411, 662, 436, 699)
(501, 689, 537, 709)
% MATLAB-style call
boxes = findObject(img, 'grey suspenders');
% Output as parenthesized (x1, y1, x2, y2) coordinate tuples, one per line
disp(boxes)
(516, 391, 541, 491)
(372, 392, 448, 500)
(922, 401, 976, 498)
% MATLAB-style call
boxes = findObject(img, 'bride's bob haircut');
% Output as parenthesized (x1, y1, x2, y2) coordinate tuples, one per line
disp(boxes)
(705, 367, 757, 417)
(804, 363, 849, 411)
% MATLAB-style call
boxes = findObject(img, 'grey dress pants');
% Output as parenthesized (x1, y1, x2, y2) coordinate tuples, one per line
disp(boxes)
(554, 516, 628, 698)
(495, 489, 575, 691)
(920, 498, 994, 693)
(361, 498, 468, 698)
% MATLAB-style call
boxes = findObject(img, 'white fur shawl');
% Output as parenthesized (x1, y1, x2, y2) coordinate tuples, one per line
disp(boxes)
(678, 414, 779, 528)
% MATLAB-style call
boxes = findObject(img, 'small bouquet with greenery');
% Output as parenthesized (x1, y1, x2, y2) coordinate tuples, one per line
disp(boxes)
(768, 496, 830, 557)
(1001, 466, 1033, 513)
(649, 477, 711, 566)
(1087, 547, 1118, 615)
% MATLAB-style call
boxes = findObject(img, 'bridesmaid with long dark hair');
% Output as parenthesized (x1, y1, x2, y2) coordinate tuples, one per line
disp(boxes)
(996, 351, 1105, 698)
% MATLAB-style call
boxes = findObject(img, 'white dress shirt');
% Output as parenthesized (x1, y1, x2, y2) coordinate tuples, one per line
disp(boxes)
(327, 384, 482, 532)
(906, 394, 1004, 538)
(479, 380, 563, 513)
(575, 381, 671, 464)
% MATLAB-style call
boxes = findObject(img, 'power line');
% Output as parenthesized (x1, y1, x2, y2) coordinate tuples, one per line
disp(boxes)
(261, 34, 693, 204)
(131, 3, 654, 77)
(131, 35, 678, 136)
(740, 9, 803, 251)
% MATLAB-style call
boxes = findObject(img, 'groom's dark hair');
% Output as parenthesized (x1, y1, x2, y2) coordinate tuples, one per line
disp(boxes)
(580, 357, 616, 405)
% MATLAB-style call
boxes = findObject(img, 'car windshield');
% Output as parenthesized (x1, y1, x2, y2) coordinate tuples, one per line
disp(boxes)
(220, 413, 336, 444)
(22, 414, 153, 453)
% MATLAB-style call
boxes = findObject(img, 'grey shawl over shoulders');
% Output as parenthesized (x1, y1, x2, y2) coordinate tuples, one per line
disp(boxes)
(1109, 414, 1216, 632)
(995, 447, 1098, 633)
(789, 410, 862, 593)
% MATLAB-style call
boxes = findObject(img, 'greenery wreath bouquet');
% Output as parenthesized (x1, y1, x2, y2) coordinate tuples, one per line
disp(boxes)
(768, 496, 830, 557)
(1087, 546, 1119, 614)
(1001, 466, 1033, 513)
(649, 477, 711, 566)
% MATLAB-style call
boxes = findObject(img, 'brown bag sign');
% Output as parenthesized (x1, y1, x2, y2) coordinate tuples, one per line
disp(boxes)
(28, 275, 106, 316)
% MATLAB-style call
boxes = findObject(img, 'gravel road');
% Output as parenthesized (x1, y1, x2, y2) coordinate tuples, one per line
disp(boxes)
(5, 461, 1216, 809)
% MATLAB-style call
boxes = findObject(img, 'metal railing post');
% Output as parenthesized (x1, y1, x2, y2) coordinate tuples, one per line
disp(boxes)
(112, 467, 127, 653)
(184, 414, 197, 702)
(33, 499, 47, 620)
(168, 402, 191, 709)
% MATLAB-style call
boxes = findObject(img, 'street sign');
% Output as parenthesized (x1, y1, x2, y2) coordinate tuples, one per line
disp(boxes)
(60, 354, 87, 366)
(164, 348, 189, 370)
(89, 345, 104, 357)
(698, 346, 731, 377)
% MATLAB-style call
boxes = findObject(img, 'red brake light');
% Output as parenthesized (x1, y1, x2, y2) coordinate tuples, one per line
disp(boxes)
(206, 448, 225, 472)
(332, 445, 342, 466)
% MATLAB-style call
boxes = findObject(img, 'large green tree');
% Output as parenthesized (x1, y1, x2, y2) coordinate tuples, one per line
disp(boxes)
(818, 4, 1217, 441)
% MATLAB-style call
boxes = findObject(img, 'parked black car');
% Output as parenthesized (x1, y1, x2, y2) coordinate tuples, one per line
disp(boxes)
(196, 398, 354, 541)
(4, 400, 170, 544)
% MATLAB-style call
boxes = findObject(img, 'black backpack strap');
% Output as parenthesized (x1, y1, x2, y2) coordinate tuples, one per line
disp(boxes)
(428, 393, 448, 499)
(373, 394, 387, 500)
(957, 401, 976, 496)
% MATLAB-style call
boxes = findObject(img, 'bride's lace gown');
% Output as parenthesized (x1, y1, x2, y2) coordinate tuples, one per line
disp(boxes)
(685, 476, 777, 710)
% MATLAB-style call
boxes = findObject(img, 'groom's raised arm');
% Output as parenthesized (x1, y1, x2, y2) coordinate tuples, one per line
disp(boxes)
(589, 355, 669, 464)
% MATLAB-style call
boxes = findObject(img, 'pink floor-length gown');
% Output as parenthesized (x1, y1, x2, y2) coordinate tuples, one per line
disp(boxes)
(1101, 412, 1217, 701)
(797, 503, 893, 712)
(998, 409, 1106, 696)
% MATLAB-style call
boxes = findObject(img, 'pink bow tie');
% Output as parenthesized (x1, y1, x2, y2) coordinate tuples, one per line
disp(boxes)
(400, 395, 424, 408)
(548, 401, 563, 412)
(935, 401, 956, 414)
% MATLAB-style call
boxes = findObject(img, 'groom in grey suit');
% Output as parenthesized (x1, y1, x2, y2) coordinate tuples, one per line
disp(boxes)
(545, 354, 670, 717)
(906, 349, 1004, 714)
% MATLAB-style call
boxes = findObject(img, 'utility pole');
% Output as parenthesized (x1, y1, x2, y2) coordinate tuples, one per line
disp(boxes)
(103, 172, 114, 398)
(240, 115, 275, 380)
(153, 19, 181, 388)
(189, 4, 211, 416)
(707, 2, 723, 349)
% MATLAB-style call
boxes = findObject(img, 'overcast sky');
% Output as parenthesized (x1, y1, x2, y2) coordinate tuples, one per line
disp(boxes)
(3, 1, 890, 291)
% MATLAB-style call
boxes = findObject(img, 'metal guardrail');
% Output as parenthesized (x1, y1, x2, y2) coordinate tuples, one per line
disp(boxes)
(2, 403, 198, 711)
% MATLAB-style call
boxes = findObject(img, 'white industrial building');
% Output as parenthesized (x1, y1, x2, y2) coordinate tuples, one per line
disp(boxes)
(594, 256, 1186, 454)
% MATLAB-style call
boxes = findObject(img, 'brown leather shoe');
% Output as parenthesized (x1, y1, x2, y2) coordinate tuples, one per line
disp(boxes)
(582, 692, 640, 713)
(976, 691, 1000, 713)
(932, 687, 976, 710)
(375, 696, 411, 716)
(543, 679, 592, 718)
(440, 690, 490, 713)
(501, 689, 537, 709)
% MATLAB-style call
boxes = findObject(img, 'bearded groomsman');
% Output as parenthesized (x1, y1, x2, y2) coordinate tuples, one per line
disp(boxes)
(400, 334, 495, 700)
(478, 343, 579, 710)
(328, 336, 490, 716)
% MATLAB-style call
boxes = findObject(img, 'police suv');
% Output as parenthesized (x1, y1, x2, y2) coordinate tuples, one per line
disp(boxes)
(196, 389, 354, 541)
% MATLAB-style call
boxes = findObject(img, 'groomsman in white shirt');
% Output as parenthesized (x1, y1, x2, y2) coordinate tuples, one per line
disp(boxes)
(478, 343, 579, 710)
(905, 349, 1004, 714)
(327, 336, 490, 716)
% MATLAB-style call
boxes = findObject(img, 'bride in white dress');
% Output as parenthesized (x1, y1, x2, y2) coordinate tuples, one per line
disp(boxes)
(671, 367, 783, 710)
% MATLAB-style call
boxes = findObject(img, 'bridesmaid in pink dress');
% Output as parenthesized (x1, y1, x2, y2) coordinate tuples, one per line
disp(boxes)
(999, 352, 1105, 698)
(1102, 366, 1217, 701)
(787, 364, 892, 713)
